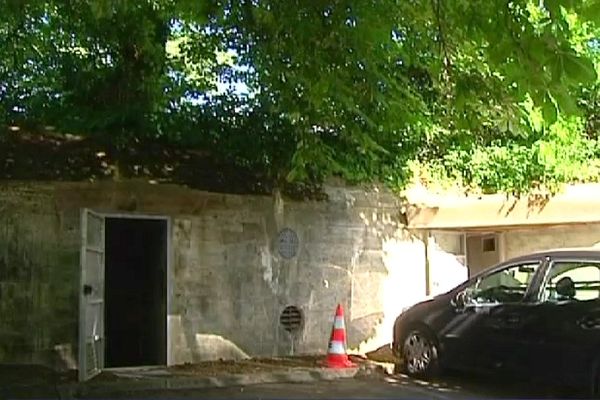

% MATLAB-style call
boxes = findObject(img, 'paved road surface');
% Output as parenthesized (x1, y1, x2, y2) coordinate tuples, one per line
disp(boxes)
(81, 373, 588, 399)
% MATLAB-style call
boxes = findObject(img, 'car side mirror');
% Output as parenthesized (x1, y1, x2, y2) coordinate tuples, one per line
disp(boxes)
(451, 290, 468, 310)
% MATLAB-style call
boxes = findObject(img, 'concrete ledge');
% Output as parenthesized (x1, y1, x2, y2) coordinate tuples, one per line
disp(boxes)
(62, 366, 367, 398)
(1, 359, 389, 399)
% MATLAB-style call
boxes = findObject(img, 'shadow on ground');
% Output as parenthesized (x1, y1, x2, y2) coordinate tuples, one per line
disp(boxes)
(385, 371, 589, 399)
(364, 344, 589, 399)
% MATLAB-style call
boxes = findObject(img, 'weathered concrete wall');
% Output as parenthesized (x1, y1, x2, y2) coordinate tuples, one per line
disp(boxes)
(0, 185, 80, 368)
(0, 181, 436, 370)
(504, 223, 600, 259)
(168, 186, 428, 362)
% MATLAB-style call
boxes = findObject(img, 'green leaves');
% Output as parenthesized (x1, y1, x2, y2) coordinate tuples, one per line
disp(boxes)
(542, 92, 559, 124)
(172, 0, 213, 23)
(579, 0, 600, 22)
(0, 0, 598, 195)
(551, 86, 580, 115)
(424, 116, 600, 196)
(562, 52, 598, 84)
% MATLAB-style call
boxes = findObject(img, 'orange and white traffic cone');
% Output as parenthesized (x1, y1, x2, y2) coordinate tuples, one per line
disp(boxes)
(325, 304, 356, 368)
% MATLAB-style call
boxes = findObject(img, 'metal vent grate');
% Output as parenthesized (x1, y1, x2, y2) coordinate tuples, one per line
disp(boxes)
(280, 306, 303, 333)
(277, 228, 299, 259)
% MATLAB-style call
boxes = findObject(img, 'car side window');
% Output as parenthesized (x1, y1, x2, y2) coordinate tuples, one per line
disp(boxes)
(542, 261, 600, 303)
(465, 262, 541, 305)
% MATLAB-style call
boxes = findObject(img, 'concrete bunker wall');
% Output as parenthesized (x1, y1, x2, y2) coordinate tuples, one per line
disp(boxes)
(504, 223, 600, 259)
(0, 184, 80, 367)
(0, 181, 439, 370)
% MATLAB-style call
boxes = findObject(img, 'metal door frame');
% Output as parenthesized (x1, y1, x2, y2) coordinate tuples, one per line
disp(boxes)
(79, 211, 173, 380)
(78, 209, 106, 381)
(102, 212, 173, 367)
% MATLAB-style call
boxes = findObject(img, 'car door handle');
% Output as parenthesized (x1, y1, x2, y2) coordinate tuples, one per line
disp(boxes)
(577, 316, 600, 329)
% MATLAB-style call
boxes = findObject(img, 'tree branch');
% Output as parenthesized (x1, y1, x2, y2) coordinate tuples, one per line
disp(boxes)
(432, 0, 451, 78)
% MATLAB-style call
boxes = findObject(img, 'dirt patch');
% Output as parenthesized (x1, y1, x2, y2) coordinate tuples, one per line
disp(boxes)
(365, 344, 396, 363)
(89, 355, 329, 383)
(85, 353, 394, 385)
(169, 355, 324, 376)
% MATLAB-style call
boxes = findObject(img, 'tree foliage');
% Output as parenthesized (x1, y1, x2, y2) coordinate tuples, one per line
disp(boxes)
(0, 0, 599, 194)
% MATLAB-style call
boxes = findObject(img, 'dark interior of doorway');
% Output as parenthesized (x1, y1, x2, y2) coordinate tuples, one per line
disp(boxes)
(105, 217, 167, 368)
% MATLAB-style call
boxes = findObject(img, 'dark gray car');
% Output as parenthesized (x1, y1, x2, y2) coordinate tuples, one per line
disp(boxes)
(392, 248, 600, 396)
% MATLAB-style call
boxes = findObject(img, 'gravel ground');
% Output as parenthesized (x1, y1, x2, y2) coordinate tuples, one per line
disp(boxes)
(167, 355, 325, 376)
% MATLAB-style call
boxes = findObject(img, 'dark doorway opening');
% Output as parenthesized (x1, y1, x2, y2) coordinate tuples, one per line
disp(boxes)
(104, 217, 168, 368)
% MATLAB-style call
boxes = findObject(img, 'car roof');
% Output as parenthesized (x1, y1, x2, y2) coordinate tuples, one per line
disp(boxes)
(508, 246, 600, 264)
(463, 246, 600, 287)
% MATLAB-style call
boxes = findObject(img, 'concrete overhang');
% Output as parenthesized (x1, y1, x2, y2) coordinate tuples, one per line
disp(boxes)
(404, 184, 600, 232)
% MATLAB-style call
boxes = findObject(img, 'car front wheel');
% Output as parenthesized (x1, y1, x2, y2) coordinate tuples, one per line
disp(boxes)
(400, 327, 439, 378)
